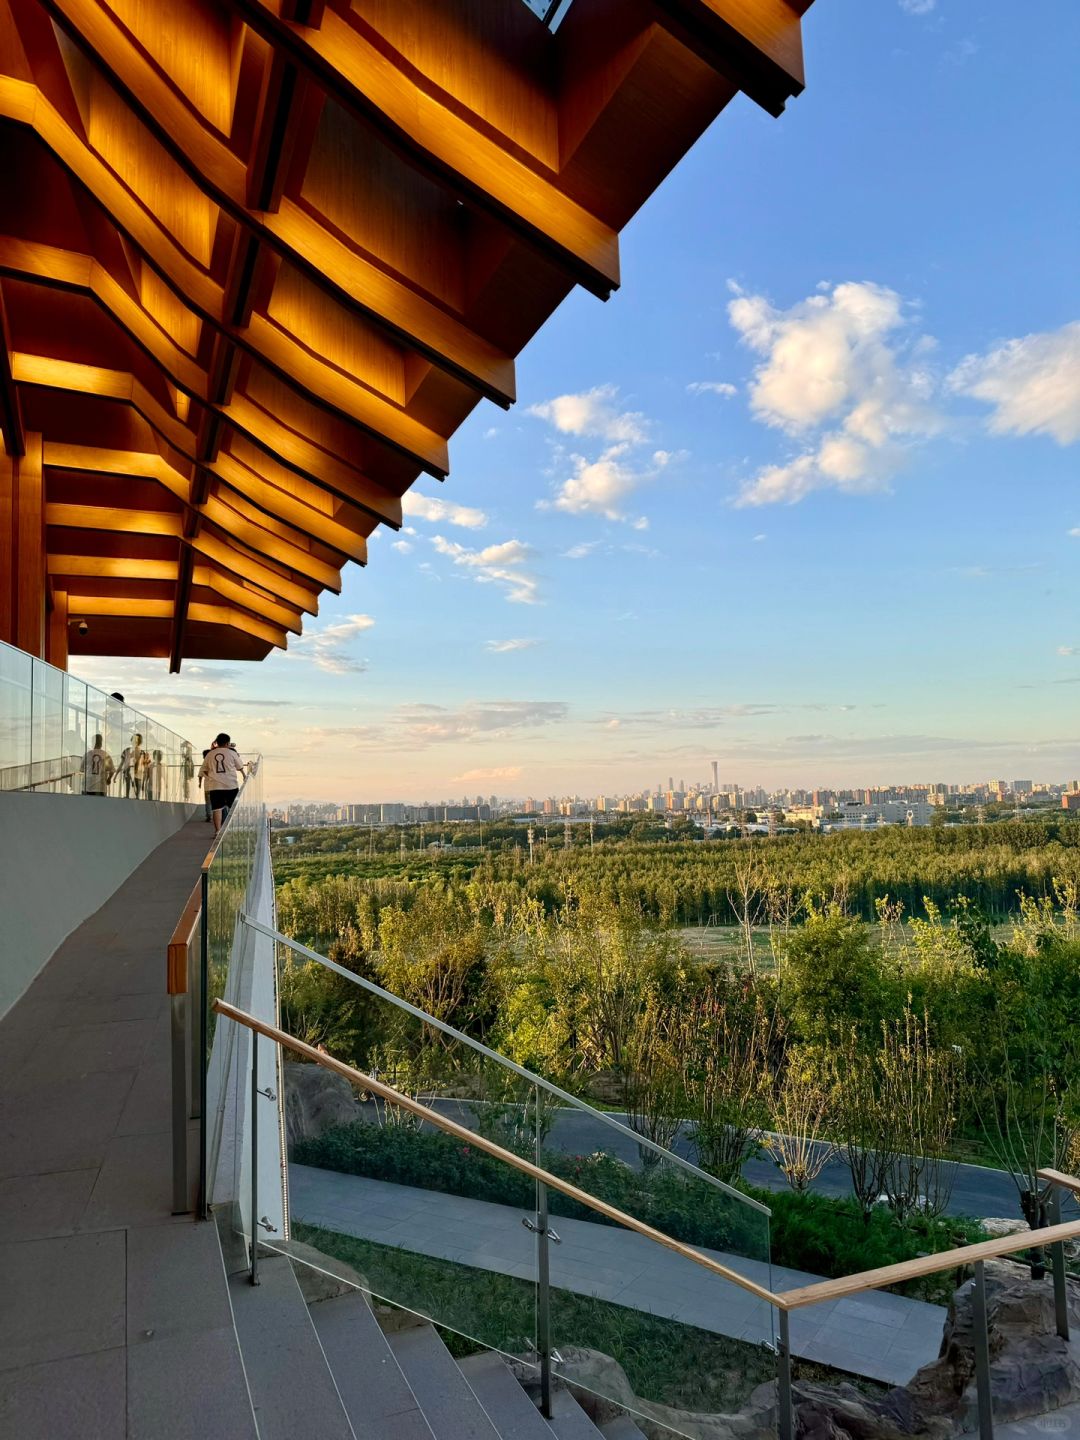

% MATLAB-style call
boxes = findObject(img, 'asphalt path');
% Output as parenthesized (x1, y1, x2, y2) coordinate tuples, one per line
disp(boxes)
(416, 1099, 1077, 1224)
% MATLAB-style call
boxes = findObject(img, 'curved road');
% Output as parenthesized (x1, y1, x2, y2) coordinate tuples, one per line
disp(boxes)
(419, 1099, 1075, 1224)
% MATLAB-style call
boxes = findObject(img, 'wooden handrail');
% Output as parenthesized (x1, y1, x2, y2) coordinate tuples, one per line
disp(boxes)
(776, 1217, 1080, 1310)
(1038, 1168, 1080, 1195)
(211, 999, 778, 1307)
(212, 999, 1080, 1315)
(167, 881, 202, 995)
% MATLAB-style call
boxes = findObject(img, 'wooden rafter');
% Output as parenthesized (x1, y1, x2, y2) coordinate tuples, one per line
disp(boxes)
(1, 0, 817, 668)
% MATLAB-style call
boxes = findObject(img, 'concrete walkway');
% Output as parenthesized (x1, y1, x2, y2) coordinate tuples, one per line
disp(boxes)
(0, 816, 256, 1438)
(289, 1163, 945, 1387)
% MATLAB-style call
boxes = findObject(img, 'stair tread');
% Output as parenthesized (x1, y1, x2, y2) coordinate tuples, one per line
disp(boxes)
(310, 1292, 434, 1440)
(544, 1388, 604, 1440)
(457, 1352, 553, 1440)
(388, 1325, 501, 1440)
(599, 1419, 647, 1440)
(229, 1257, 354, 1440)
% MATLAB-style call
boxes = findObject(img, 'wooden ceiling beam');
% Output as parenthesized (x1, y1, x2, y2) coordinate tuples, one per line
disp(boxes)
(228, 0, 622, 300)
(0, 283, 26, 458)
(10, 16, 517, 406)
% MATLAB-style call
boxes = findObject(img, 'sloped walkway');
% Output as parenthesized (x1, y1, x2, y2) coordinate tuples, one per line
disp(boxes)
(0, 816, 256, 1439)
(289, 1164, 944, 1387)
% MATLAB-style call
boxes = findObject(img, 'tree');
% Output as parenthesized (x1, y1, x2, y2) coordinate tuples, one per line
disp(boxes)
(877, 1003, 960, 1220)
(765, 1046, 836, 1193)
(676, 969, 778, 1183)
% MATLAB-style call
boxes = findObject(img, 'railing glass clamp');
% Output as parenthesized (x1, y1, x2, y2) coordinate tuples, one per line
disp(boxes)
(257, 1086, 276, 1101)
(258, 1216, 278, 1233)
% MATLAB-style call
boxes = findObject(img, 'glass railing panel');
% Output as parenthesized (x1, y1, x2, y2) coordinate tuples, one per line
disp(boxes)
(546, 1171, 774, 1435)
(30, 660, 64, 791)
(0, 641, 32, 788)
(62, 674, 88, 796)
(276, 1014, 541, 1369)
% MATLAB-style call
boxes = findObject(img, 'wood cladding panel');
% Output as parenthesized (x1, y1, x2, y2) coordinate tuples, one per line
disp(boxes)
(1, 0, 816, 667)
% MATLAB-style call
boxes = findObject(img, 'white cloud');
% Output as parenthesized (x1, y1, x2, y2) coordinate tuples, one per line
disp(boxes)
(687, 381, 737, 398)
(402, 492, 488, 529)
(451, 766, 523, 782)
(485, 638, 539, 653)
(391, 539, 413, 553)
(562, 541, 600, 560)
(528, 383, 647, 445)
(899, 0, 935, 13)
(949, 322, 1080, 446)
(1071, 528, 1080, 538)
(292, 614, 375, 674)
(431, 536, 540, 605)
(1058, 646, 1079, 657)
(753, 533, 767, 542)
(729, 280, 941, 506)
(540, 444, 668, 525)
(396, 701, 566, 742)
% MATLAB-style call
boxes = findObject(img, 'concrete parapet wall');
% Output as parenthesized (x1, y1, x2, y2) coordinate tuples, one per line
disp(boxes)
(0, 792, 197, 1020)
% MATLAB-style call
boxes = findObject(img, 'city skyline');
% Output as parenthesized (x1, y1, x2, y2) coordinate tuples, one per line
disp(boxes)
(77, 2, 1080, 801)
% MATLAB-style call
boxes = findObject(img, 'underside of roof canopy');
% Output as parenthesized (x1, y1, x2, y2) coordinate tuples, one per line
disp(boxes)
(0, 0, 814, 671)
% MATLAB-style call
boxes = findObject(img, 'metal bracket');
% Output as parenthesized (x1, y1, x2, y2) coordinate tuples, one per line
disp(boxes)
(257, 1086, 277, 1101)
(257, 1216, 278, 1233)
(521, 1216, 561, 1242)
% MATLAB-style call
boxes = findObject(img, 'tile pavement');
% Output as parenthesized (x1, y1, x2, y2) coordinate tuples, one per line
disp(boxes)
(289, 1164, 945, 1387)
(0, 816, 256, 1439)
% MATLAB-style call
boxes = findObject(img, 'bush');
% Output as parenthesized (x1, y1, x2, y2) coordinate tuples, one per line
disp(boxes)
(292, 1119, 983, 1297)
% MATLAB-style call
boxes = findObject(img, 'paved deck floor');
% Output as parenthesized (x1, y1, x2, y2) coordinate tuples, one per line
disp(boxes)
(0, 815, 255, 1439)
(289, 1163, 945, 1387)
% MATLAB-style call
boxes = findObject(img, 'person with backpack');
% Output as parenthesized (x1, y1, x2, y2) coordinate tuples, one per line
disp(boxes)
(198, 733, 247, 832)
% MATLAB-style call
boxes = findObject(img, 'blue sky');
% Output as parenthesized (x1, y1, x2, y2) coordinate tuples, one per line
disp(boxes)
(85, 0, 1080, 802)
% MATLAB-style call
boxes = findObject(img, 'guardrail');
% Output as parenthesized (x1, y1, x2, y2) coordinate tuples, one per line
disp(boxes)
(212, 998, 1080, 1438)
(168, 880, 202, 1213)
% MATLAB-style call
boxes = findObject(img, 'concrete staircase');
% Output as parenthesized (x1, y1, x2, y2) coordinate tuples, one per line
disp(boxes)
(215, 1216, 648, 1440)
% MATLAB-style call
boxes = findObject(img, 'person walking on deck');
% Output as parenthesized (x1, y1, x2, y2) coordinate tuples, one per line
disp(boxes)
(199, 734, 247, 832)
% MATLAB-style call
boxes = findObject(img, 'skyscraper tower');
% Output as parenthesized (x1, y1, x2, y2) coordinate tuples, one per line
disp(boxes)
(712, 759, 719, 793)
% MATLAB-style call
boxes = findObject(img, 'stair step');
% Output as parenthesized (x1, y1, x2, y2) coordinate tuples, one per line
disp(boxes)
(388, 1326, 500, 1440)
(457, 1352, 552, 1440)
(544, 1388, 604, 1440)
(599, 1419, 647, 1440)
(309, 1290, 434, 1440)
(229, 1256, 354, 1440)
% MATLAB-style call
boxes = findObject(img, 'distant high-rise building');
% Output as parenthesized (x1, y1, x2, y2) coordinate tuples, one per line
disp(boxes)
(711, 760, 719, 792)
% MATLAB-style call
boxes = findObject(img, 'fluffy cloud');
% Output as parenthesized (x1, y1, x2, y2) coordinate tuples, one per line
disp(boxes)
(431, 536, 540, 605)
(729, 280, 940, 506)
(528, 384, 647, 445)
(484, 638, 539, 653)
(687, 381, 737, 398)
(899, 0, 935, 13)
(391, 539, 413, 553)
(292, 614, 375, 674)
(542, 445, 671, 524)
(402, 492, 488, 529)
(1058, 646, 1079, 657)
(948, 322, 1080, 445)
(451, 766, 523, 782)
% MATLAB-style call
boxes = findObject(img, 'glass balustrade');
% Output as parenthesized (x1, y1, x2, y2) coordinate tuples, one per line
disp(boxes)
(236, 923, 777, 1435)
(0, 638, 194, 800)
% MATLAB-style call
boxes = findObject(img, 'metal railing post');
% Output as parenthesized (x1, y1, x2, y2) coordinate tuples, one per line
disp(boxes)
(972, 1260, 994, 1440)
(198, 870, 209, 1219)
(537, 1179, 552, 1418)
(170, 992, 189, 1213)
(188, 948, 201, 1121)
(250, 1032, 260, 1286)
(1047, 1186, 1070, 1341)
(777, 1308, 794, 1440)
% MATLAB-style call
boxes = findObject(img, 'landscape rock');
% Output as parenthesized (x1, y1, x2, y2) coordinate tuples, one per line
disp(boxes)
(284, 1059, 363, 1148)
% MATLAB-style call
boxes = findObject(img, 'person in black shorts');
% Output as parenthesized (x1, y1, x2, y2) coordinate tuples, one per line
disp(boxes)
(198, 733, 247, 832)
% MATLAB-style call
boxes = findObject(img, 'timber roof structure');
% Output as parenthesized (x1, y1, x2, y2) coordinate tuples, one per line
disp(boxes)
(0, 0, 814, 669)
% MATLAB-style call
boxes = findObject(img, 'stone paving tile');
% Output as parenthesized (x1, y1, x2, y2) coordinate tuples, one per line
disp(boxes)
(0, 1347, 126, 1438)
(0, 1068, 135, 1179)
(0, 1230, 126, 1371)
(0, 1168, 98, 1241)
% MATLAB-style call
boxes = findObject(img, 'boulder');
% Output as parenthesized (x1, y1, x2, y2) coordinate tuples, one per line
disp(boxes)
(908, 1259, 1080, 1429)
(284, 1059, 363, 1148)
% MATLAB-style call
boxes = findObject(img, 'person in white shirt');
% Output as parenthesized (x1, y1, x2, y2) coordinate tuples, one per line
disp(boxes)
(198, 733, 247, 831)
(81, 735, 115, 796)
